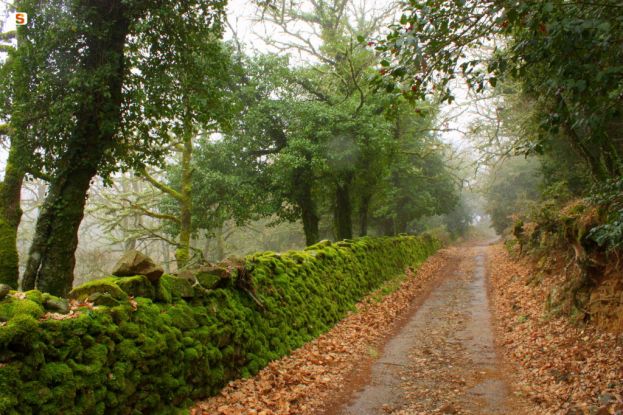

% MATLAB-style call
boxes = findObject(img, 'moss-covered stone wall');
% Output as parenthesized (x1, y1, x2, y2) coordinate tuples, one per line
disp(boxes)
(0, 235, 439, 414)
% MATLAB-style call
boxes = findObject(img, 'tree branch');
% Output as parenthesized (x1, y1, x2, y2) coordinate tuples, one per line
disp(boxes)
(137, 224, 180, 246)
(138, 167, 184, 201)
(0, 31, 16, 42)
(131, 203, 181, 224)
(348, 45, 366, 115)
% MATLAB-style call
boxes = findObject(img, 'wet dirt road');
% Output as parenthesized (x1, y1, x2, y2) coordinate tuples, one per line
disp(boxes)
(326, 244, 534, 415)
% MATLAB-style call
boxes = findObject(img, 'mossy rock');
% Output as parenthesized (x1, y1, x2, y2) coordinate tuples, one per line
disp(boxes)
(0, 284, 11, 300)
(0, 296, 45, 321)
(198, 265, 229, 279)
(112, 249, 164, 283)
(305, 239, 332, 250)
(68, 277, 129, 302)
(190, 264, 235, 290)
(156, 275, 194, 303)
(42, 293, 69, 314)
(335, 240, 354, 247)
(115, 276, 155, 299)
(24, 290, 44, 305)
(87, 292, 123, 307)
(70, 275, 155, 301)
(196, 272, 225, 290)
(155, 280, 173, 303)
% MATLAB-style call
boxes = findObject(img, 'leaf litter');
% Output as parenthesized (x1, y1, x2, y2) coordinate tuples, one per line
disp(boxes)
(489, 244, 623, 415)
(195, 243, 623, 415)
(192, 249, 451, 415)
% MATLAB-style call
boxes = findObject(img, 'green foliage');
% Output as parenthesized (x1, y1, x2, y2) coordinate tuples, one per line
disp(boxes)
(483, 157, 542, 234)
(3, 0, 228, 179)
(443, 195, 473, 239)
(0, 235, 439, 413)
(1, 0, 230, 295)
(377, 0, 623, 180)
(587, 178, 623, 251)
(370, 103, 459, 235)
(190, 52, 460, 243)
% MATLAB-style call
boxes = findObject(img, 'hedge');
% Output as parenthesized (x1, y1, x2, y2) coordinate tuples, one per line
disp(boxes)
(0, 235, 439, 414)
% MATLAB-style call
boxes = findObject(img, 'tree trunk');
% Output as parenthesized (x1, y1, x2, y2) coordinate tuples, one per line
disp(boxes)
(301, 201, 320, 246)
(215, 225, 225, 260)
(381, 218, 395, 236)
(293, 161, 319, 246)
(0, 142, 24, 288)
(175, 126, 193, 268)
(0, 23, 25, 289)
(297, 174, 319, 246)
(358, 194, 371, 237)
(558, 96, 608, 181)
(335, 177, 353, 240)
(22, 3, 129, 296)
(22, 164, 98, 295)
(161, 240, 171, 273)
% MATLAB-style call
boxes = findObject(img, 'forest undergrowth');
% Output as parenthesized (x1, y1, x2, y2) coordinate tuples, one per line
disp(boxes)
(490, 244, 623, 415)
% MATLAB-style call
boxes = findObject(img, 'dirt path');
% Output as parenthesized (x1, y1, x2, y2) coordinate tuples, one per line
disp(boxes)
(193, 243, 542, 415)
(324, 243, 534, 415)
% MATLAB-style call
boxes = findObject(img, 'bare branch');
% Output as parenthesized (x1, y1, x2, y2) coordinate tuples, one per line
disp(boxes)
(138, 167, 184, 201)
(128, 202, 180, 224)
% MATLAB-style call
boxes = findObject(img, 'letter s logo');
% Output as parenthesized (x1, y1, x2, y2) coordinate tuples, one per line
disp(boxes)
(15, 13, 28, 26)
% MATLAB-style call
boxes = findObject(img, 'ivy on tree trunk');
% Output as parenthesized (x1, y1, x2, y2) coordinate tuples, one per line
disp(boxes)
(0, 142, 24, 288)
(21, 1, 129, 296)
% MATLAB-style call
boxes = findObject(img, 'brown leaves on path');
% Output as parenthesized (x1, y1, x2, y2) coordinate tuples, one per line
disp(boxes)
(192, 249, 451, 415)
(488, 244, 623, 415)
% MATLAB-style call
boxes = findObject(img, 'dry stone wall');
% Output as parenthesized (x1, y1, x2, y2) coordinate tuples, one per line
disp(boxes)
(0, 235, 440, 414)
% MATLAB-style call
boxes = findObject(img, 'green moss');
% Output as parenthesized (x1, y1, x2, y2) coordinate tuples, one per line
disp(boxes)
(115, 276, 155, 299)
(0, 235, 439, 414)
(68, 277, 129, 302)
(0, 217, 19, 289)
(195, 272, 222, 289)
(41, 363, 73, 384)
(89, 292, 123, 307)
(0, 313, 38, 346)
(157, 275, 194, 302)
(0, 296, 45, 321)
(24, 290, 44, 305)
